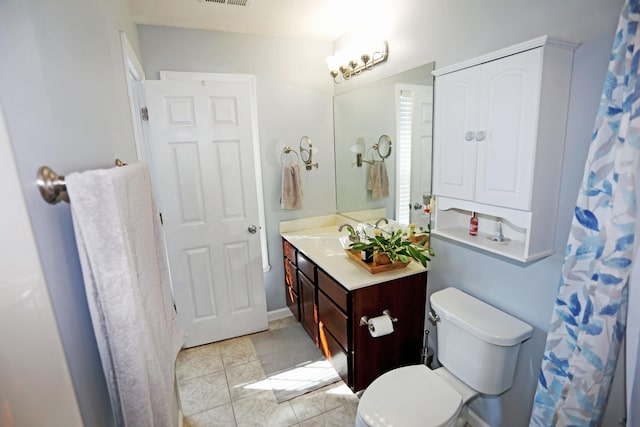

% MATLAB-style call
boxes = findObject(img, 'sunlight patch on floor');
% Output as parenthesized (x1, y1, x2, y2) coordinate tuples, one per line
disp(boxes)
(242, 360, 338, 392)
(325, 383, 353, 396)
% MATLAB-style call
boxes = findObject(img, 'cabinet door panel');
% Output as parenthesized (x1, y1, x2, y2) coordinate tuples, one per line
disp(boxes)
(319, 324, 350, 386)
(475, 48, 541, 210)
(433, 66, 478, 201)
(318, 290, 349, 350)
(299, 272, 318, 345)
(284, 259, 299, 320)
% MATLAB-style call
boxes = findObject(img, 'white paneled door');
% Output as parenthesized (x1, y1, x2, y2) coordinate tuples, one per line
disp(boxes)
(141, 78, 268, 347)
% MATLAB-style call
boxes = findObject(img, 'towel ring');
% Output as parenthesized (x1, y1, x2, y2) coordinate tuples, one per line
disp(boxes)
(280, 146, 299, 166)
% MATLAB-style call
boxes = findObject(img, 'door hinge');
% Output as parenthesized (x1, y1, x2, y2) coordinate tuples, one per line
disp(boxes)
(159, 212, 164, 225)
(140, 107, 149, 121)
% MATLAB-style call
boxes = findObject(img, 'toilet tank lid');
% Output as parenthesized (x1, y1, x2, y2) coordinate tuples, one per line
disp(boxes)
(431, 288, 533, 346)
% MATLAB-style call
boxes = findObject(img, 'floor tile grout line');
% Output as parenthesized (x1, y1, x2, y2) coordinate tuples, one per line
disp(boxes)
(225, 367, 239, 426)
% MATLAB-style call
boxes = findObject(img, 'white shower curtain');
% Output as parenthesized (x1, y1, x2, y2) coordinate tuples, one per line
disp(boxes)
(530, 1, 640, 425)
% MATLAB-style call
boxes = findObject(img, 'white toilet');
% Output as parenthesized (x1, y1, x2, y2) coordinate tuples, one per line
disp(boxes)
(356, 287, 533, 427)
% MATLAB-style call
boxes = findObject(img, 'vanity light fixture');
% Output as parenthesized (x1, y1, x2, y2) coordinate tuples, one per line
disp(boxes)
(326, 41, 389, 84)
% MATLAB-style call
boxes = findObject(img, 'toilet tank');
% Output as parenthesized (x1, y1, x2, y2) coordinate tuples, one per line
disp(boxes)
(430, 288, 533, 395)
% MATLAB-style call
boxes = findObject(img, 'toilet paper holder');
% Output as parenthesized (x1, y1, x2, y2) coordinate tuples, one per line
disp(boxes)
(359, 309, 398, 327)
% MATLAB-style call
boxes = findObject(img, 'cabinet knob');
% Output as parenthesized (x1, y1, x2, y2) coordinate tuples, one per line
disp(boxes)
(475, 131, 486, 141)
(465, 131, 475, 141)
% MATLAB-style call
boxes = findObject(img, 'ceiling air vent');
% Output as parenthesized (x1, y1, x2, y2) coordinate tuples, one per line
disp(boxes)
(202, 0, 252, 6)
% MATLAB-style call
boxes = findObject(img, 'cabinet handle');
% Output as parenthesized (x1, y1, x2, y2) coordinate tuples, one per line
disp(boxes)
(465, 131, 475, 141)
(475, 131, 486, 141)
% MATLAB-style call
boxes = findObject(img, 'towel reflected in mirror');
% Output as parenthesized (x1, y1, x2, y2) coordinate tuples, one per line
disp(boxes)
(367, 160, 389, 200)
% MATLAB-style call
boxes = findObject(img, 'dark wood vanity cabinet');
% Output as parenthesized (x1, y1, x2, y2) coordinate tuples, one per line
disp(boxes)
(281, 238, 427, 392)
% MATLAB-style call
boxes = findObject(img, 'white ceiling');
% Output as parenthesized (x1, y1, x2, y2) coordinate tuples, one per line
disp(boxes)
(128, 0, 391, 42)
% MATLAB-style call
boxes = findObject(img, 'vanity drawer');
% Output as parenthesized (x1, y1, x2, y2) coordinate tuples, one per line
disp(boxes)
(283, 239, 297, 263)
(318, 269, 348, 312)
(319, 322, 350, 386)
(297, 252, 316, 281)
(318, 290, 348, 350)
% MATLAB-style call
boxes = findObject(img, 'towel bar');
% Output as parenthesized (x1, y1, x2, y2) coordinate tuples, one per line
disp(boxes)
(37, 159, 128, 205)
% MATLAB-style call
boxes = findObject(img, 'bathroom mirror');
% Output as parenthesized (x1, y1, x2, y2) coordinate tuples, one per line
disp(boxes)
(334, 62, 435, 224)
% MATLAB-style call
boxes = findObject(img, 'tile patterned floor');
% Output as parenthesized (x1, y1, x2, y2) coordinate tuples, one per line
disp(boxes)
(178, 316, 360, 427)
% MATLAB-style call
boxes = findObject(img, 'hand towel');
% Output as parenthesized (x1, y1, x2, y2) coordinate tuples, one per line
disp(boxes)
(66, 162, 184, 427)
(366, 162, 374, 191)
(370, 161, 390, 200)
(281, 164, 303, 209)
(380, 160, 390, 199)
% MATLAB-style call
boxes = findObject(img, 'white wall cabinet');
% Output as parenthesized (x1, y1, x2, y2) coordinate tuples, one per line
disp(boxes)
(432, 36, 578, 262)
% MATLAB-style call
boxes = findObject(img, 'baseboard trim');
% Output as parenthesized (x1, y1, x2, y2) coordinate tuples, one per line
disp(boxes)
(267, 307, 293, 322)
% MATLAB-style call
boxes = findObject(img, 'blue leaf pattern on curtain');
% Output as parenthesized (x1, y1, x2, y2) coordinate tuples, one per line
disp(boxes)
(530, 1, 640, 425)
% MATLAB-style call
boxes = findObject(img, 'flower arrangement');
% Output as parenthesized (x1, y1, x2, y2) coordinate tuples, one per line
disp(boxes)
(350, 224, 434, 267)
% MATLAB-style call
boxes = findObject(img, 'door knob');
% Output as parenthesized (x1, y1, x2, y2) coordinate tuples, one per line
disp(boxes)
(475, 131, 486, 141)
(248, 225, 258, 234)
(464, 131, 475, 141)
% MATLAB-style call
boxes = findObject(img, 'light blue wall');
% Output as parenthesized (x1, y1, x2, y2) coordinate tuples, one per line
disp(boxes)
(137, 25, 337, 312)
(0, 0, 141, 424)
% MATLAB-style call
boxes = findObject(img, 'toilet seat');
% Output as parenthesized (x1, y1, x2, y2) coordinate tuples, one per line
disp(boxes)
(356, 365, 463, 427)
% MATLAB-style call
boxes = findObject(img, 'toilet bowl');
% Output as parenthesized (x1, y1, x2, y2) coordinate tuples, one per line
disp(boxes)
(355, 288, 533, 427)
(355, 365, 473, 427)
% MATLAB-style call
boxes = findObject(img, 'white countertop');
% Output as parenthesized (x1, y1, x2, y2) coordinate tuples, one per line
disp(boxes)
(281, 219, 428, 291)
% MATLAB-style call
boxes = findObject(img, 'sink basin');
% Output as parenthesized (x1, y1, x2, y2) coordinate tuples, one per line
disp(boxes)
(286, 233, 351, 256)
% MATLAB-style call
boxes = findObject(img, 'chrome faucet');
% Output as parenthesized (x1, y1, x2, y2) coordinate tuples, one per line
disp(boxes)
(338, 223, 360, 242)
(374, 218, 389, 228)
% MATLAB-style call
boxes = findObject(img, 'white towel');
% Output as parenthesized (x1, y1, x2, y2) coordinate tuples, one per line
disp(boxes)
(281, 164, 303, 209)
(66, 162, 184, 427)
(369, 161, 390, 200)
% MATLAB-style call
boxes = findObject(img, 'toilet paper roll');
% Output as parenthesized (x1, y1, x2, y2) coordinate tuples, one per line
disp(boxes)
(367, 314, 394, 337)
